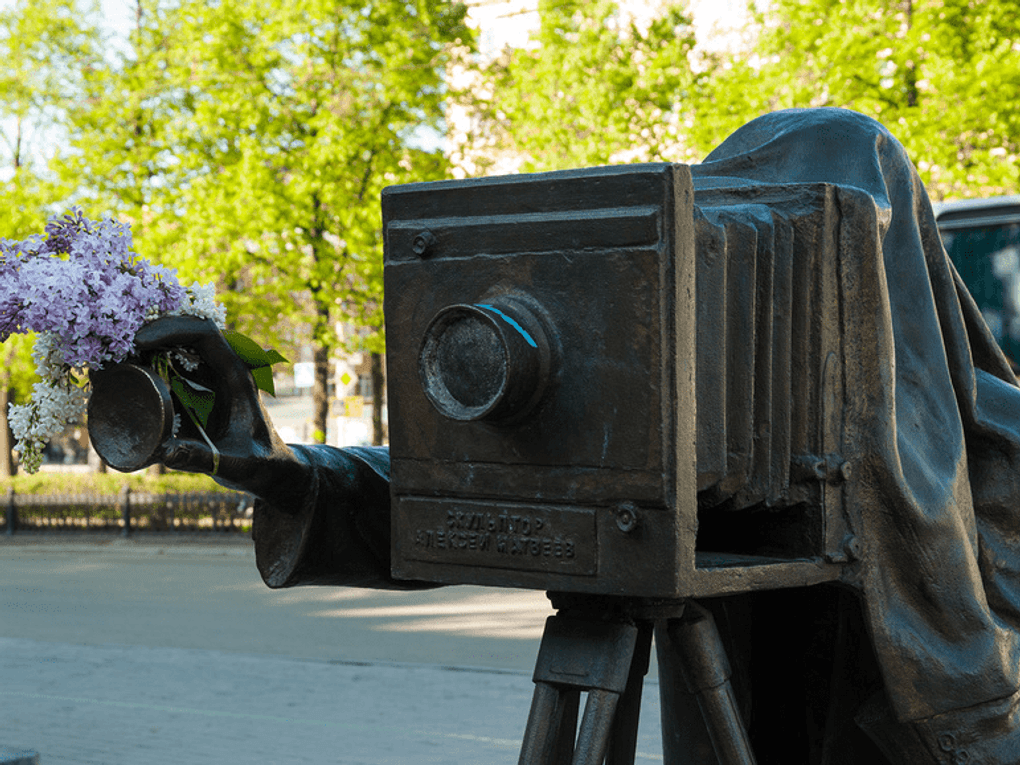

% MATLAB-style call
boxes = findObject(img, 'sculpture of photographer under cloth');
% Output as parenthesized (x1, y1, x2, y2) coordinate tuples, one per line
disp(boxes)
(121, 108, 1020, 764)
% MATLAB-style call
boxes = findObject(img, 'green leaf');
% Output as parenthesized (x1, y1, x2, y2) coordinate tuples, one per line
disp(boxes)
(222, 330, 284, 396)
(176, 375, 213, 394)
(153, 355, 170, 382)
(223, 330, 289, 370)
(250, 365, 276, 397)
(170, 376, 215, 429)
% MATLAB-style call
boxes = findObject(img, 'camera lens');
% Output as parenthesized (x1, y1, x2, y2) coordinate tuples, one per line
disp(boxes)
(87, 363, 174, 471)
(433, 315, 506, 409)
(419, 301, 550, 423)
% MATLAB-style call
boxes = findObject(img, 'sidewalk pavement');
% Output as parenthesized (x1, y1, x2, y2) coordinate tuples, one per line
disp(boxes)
(1, 638, 663, 764)
(1, 533, 665, 763)
(0, 531, 253, 550)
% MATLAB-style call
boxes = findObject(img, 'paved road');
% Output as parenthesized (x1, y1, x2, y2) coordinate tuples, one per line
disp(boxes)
(0, 535, 664, 763)
(0, 535, 550, 669)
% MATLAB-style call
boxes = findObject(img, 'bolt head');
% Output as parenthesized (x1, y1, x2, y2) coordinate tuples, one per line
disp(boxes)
(615, 503, 639, 534)
(412, 230, 437, 256)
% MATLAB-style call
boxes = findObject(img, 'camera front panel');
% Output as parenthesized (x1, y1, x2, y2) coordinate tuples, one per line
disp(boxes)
(383, 164, 696, 596)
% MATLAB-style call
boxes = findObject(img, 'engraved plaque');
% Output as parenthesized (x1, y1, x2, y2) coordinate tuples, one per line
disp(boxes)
(398, 498, 597, 576)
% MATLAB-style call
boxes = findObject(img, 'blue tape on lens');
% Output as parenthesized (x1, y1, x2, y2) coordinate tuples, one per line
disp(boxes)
(474, 304, 538, 348)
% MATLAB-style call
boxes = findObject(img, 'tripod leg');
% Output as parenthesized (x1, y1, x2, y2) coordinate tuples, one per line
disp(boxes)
(667, 602, 757, 765)
(554, 690, 580, 763)
(520, 613, 639, 765)
(656, 622, 719, 765)
(520, 682, 565, 765)
(572, 689, 622, 765)
(606, 620, 654, 765)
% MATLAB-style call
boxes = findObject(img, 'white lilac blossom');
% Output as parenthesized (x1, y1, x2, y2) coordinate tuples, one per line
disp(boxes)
(7, 376, 88, 473)
(1, 209, 226, 472)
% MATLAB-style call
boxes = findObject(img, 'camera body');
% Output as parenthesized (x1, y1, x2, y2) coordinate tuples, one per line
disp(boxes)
(383, 164, 853, 598)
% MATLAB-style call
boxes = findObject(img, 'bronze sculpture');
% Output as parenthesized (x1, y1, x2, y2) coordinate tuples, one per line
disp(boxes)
(90, 108, 1020, 763)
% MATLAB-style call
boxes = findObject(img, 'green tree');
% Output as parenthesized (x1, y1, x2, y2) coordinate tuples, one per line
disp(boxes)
(0, 0, 100, 176)
(0, 0, 100, 233)
(64, 0, 473, 444)
(57, 0, 187, 242)
(692, 0, 1020, 200)
(0, 0, 101, 475)
(466, 0, 702, 174)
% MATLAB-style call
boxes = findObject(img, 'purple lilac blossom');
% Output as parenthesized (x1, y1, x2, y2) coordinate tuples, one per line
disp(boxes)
(4, 211, 226, 474)
(0, 210, 186, 368)
(0, 236, 40, 342)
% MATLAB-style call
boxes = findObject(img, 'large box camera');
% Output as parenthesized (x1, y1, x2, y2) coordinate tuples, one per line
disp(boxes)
(383, 164, 858, 598)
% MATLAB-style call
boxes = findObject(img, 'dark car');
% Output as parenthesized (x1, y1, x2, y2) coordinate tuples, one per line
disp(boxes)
(934, 195, 1020, 369)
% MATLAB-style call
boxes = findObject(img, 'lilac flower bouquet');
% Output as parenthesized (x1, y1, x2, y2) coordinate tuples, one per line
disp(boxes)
(1, 209, 280, 473)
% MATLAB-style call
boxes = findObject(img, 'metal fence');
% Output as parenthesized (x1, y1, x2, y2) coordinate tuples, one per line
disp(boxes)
(2, 487, 253, 535)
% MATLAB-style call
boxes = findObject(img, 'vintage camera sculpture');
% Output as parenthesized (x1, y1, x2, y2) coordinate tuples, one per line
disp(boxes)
(383, 163, 859, 599)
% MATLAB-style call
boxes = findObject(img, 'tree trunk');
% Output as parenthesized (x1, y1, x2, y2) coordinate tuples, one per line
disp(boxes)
(88, 442, 107, 473)
(904, 0, 919, 108)
(312, 343, 330, 444)
(371, 352, 386, 446)
(13, 116, 22, 170)
(0, 386, 15, 477)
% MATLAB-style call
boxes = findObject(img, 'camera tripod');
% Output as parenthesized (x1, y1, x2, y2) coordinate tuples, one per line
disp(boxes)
(518, 594, 756, 765)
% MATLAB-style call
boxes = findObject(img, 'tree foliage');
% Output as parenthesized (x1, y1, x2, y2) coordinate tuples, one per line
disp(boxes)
(0, 0, 100, 235)
(57, 0, 185, 229)
(466, 0, 702, 173)
(0, 0, 100, 172)
(7, 0, 1020, 462)
(0, 0, 102, 474)
(692, 0, 1020, 200)
(62, 0, 473, 443)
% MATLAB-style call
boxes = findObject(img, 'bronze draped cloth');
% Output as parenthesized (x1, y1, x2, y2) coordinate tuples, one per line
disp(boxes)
(253, 108, 1020, 761)
(694, 107, 1020, 718)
